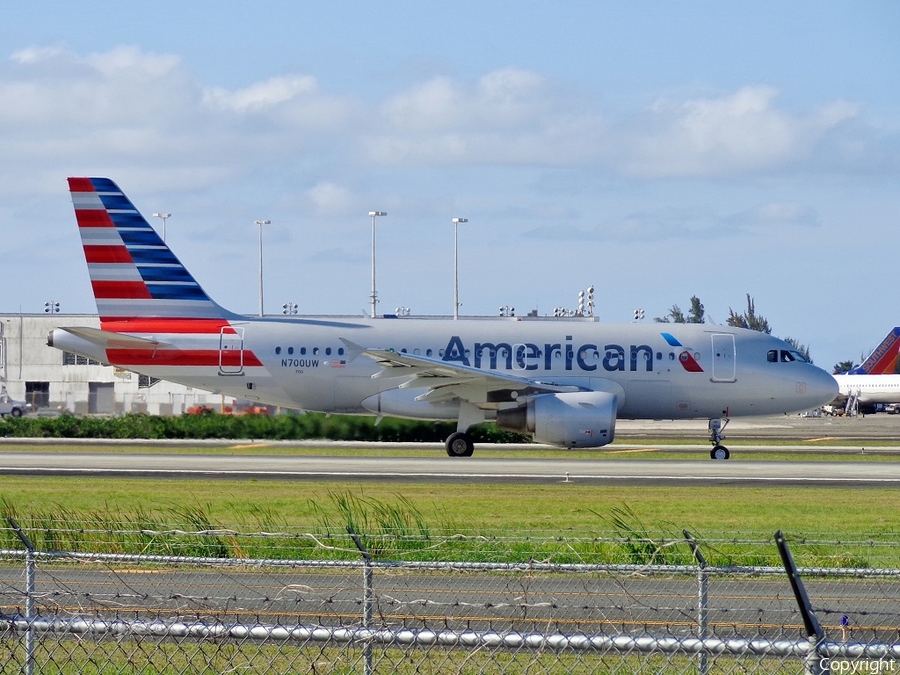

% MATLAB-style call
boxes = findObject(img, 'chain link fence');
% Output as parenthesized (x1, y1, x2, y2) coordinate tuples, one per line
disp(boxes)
(0, 524, 898, 674)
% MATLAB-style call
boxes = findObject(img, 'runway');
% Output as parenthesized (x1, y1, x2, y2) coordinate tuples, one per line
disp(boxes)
(0, 449, 898, 487)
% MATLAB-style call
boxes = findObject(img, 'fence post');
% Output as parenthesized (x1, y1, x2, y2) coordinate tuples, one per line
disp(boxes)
(348, 527, 374, 675)
(684, 531, 709, 675)
(775, 530, 827, 675)
(8, 518, 35, 675)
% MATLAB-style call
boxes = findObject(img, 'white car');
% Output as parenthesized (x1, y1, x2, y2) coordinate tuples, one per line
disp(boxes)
(0, 394, 31, 417)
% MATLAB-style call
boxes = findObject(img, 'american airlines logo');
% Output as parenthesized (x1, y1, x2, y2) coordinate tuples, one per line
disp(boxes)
(440, 334, 703, 373)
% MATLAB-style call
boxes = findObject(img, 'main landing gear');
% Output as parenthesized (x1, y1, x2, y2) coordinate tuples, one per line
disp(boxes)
(445, 432, 475, 457)
(445, 401, 482, 458)
(708, 418, 730, 460)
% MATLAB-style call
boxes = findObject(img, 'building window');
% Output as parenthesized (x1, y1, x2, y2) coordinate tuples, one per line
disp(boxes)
(138, 375, 160, 389)
(63, 351, 101, 366)
(25, 382, 50, 409)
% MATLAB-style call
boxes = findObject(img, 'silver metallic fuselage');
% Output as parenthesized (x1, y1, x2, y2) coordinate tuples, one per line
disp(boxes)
(51, 316, 839, 421)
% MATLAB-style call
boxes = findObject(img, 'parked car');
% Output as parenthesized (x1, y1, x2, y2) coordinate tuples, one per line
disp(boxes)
(0, 394, 31, 417)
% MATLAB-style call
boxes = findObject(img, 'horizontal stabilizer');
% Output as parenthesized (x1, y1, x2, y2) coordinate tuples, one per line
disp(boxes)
(56, 327, 171, 351)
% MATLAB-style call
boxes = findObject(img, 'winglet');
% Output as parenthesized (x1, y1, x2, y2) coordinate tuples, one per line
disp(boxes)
(339, 338, 366, 362)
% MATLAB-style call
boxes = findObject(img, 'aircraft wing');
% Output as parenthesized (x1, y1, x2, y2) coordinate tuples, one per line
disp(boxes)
(349, 342, 581, 405)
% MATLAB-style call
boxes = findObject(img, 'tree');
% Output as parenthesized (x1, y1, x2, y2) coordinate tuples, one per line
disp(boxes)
(654, 296, 704, 324)
(833, 359, 856, 374)
(686, 296, 705, 324)
(654, 305, 685, 323)
(727, 294, 771, 334)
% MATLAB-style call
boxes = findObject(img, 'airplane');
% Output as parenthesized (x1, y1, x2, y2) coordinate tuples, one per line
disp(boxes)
(832, 328, 900, 413)
(48, 177, 838, 460)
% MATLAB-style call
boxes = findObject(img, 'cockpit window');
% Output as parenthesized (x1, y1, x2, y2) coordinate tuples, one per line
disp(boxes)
(769, 349, 810, 364)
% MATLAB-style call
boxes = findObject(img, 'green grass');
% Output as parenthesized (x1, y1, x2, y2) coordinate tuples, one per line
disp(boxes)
(0, 475, 898, 567)
(0, 641, 798, 675)
(0, 475, 896, 532)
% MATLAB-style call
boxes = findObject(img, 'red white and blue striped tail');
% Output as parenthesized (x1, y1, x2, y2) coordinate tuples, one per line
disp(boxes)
(68, 177, 228, 323)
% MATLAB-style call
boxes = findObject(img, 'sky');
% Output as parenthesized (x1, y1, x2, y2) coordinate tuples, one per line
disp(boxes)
(0, 1, 897, 371)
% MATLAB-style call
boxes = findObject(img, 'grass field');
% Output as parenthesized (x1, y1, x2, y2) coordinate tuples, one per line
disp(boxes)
(0, 438, 897, 566)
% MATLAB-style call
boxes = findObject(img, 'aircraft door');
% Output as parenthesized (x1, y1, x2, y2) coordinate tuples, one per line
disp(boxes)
(219, 327, 245, 375)
(711, 333, 736, 383)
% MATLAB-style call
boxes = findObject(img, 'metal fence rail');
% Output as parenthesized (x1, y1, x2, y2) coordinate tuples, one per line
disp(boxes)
(0, 529, 898, 674)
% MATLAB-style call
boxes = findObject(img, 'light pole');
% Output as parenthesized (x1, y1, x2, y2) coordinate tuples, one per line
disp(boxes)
(368, 211, 386, 318)
(452, 217, 467, 320)
(152, 212, 171, 242)
(255, 219, 270, 316)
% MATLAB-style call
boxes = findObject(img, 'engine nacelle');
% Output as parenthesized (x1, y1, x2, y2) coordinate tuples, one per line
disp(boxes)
(496, 391, 617, 448)
(361, 388, 460, 420)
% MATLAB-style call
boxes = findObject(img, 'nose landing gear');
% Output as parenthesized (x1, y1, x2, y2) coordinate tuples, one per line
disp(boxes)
(708, 418, 730, 460)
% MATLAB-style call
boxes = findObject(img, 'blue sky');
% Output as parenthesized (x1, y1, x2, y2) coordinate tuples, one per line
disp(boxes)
(1, 1, 897, 370)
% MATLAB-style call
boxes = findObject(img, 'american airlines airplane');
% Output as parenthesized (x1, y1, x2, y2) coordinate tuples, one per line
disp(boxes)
(48, 178, 838, 460)
(833, 328, 900, 412)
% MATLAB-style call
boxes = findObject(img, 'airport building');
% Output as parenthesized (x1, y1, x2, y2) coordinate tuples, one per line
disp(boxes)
(1, 313, 225, 415)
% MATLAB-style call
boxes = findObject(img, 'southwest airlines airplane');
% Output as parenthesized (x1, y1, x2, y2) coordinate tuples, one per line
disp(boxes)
(48, 178, 838, 460)
(833, 328, 900, 412)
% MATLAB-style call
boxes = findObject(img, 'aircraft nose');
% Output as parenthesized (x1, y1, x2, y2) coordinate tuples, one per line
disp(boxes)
(804, 367, 839, 406)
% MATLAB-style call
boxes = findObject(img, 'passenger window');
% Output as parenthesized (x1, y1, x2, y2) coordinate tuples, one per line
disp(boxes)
(288, 347, 294, 355)
(325, 347, 332, 356)
(275, 347, 281, 355)
(313, 347, 319, 355)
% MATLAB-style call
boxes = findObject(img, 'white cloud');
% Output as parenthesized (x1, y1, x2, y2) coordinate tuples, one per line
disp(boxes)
(0, 46, 357, 195)
(619, 86, 860, 177)
(10, 45, 68, 65)
(204, 74, 319, 113)
(84, 45, 181, 79)
(369, 68, 606, 165)
(305, 181, 356, 216)
(0, 45, 885, 202)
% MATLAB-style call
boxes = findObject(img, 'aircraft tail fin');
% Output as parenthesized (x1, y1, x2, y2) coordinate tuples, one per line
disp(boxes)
(848, 327, 900, 374)
(68, 177, 229, 323)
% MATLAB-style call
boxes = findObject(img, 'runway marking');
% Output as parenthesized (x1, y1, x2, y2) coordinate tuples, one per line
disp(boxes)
(607, 448, 660, 454)
(804, 437, 838, 442)
(4, 467, 900, 484)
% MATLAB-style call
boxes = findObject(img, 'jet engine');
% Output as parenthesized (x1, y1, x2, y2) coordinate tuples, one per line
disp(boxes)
(496, 391, 617, 448)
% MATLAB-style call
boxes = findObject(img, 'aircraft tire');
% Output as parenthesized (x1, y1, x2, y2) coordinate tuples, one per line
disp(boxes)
(710, 445, 730, 461)
(446, 432, 474, 457)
